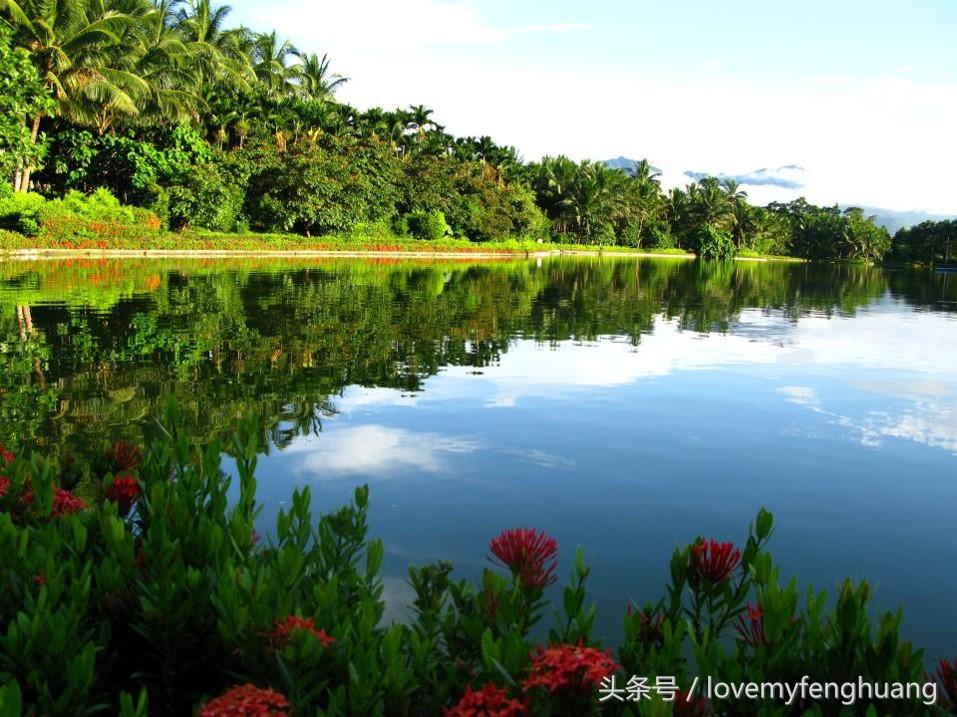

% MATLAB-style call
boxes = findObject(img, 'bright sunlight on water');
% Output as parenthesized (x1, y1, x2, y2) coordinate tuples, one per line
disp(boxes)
(2, 256, 955, 658)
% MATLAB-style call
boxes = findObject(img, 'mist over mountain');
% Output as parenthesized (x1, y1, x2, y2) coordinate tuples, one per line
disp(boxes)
(603, 158, 955, 232)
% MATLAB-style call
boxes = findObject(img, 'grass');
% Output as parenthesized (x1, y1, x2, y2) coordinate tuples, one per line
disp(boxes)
(0, 225, 803, 262)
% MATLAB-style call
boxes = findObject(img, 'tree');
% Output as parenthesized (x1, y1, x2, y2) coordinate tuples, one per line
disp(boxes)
(0, 25, 53, 188)
(296, 52, 347, 101)
(1, 0, 146, 188)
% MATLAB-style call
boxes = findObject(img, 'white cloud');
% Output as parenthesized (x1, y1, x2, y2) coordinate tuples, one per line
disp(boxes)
(236, 0, 957, 214)
(287, 424, 478, 477)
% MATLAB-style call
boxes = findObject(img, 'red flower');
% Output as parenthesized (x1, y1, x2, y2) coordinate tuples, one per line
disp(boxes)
(34, 573, 45, 586)
(674, 691, 713, 717)
(0, 476, 10, 498)
(2, 449, 13, 467)
(23, 488, 88, 517)
(268, 616, 335, 649)
(489, 528, 558, 589)
(198, 684, 290, 717)
(109, 441, 142, 472)
(522, 641, 618, 696)
(735, 604, 766, 647)
(689, 539, 741, 585)
(108, 474, 139, 512)
(937, 658, 957, 710)
(444, 684, 526, 717)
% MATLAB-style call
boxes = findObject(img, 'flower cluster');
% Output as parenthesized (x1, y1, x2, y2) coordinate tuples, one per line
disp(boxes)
(0, 444, 13, 498)
(198, 684, 290, 717)
(735, 604, 767, 647)
(107, 474, 140, 512)
(268, 615, 335, 649)
(444, 684, 526, 717)
(109, 440, 142, 471)
(489, 528, 558, 589)
(22, 487, 88, 517)
(522, 642, 619, 696)
(689, 539, 741, 585)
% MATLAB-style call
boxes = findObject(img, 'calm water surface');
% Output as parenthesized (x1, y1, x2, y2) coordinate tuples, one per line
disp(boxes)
(2, 257, 955, 658)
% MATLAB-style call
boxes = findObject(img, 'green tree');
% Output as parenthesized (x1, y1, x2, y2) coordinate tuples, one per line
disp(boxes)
(0, 25, 53, 188)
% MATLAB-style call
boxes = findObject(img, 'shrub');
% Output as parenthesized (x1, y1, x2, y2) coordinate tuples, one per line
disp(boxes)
(403, 209, 449, 241)
(695, 223, 737, 260)
(0, 404, 947, 716)
(0, 191, 46, 235)
(166, 163, 244, 232)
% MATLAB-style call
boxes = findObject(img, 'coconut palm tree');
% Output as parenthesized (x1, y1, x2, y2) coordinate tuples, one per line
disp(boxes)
(295, 52, 347, 101)
(176, 0, 251, 86)
(250, 30, 298, 96)
(2, 0, 148, 188)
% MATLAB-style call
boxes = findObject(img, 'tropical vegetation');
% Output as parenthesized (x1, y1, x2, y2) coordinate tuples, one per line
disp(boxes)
(0, 0, 918, 262)
(0, 412, 954, 716)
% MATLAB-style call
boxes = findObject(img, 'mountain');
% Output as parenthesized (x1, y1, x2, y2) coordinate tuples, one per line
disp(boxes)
(603, 156, 662, 174)
(849, 207, 957, 235)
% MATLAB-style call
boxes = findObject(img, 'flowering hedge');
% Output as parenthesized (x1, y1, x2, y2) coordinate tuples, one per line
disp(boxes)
(0, 404, 954, 716)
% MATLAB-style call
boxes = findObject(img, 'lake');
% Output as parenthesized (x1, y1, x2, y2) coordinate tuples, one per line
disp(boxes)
(2, 256, 955, 660)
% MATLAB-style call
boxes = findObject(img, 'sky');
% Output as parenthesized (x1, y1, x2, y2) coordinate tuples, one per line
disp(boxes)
(227, 0, 957, 214)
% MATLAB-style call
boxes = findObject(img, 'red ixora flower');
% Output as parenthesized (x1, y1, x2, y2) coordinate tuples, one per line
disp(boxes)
(268, 616, 335, 649)
(937, 658, 957, 710)
(522, 641, 619, 696)
(108, 474, 140, 510)
(489, 528, 558, 589)
(23, 488, 88, 517)
(444, 684, 526, 717)
(1, 448, 13, 467)
(735, 604, 767, 647)
(109, 441, 142, 472)
(0, 476, 10, 498)
(689, 539, 741, 585)
(198, 684, 290, 717)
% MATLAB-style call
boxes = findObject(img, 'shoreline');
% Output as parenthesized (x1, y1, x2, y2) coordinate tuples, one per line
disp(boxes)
(0, 247, 800, 262)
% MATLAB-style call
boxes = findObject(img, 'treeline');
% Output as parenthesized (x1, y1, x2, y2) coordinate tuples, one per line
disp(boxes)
(0, 0, 930, 262)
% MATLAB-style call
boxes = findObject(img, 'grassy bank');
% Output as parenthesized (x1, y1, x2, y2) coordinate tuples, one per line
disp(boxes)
(0, 227, 810, 262)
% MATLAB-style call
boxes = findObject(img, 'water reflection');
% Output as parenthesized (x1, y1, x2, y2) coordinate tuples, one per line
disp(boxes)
(1, 256, 956, 657)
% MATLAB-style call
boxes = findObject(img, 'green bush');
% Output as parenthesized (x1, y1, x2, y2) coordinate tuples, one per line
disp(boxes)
(166, 164, 244, 232)
(696, 224, 737, 260)
(0, 191, 46, 235)
(403, 209, 449, 241)
(0, 404, 950, 716)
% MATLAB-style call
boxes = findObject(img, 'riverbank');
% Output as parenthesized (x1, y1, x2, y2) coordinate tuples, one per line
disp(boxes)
(0, 228, 806, 262)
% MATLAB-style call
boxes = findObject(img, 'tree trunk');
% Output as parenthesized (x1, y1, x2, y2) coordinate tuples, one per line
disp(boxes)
(16, 115, 43, 193)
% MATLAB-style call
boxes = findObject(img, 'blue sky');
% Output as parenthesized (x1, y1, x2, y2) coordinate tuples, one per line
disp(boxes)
(228, 0, 957, 213)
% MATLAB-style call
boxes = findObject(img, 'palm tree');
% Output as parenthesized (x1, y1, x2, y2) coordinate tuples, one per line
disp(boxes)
(250, 30, 298, 96)
(406, 104, 441, 141)
(295, 52, 347, 101)
(719, 177, 749, 245)
(176, 0, 251, 86)
(2, 0, 147, 188)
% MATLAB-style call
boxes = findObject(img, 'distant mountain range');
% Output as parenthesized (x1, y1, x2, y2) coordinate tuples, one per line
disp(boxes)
(603, 157, 955, 232)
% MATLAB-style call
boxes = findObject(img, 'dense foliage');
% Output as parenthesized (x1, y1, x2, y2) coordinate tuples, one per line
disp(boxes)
(0, 413, 954, 715)
(0, 0, 902, 259)
(890, 219, 957, 265)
